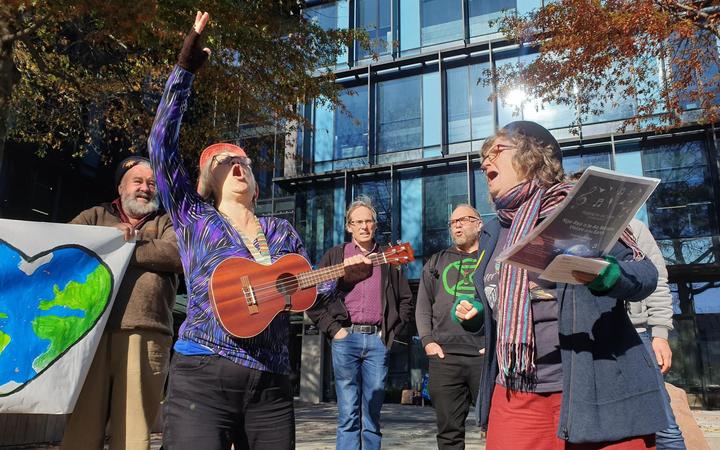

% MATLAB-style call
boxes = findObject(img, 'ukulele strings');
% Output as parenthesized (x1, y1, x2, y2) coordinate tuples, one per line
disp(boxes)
(242, 258, 390, 301)
(247, 255, 389, 298)
(238, 251, 409, 302)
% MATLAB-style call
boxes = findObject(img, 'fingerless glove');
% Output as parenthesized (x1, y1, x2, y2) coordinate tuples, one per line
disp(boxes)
(178, 29, 209, 73)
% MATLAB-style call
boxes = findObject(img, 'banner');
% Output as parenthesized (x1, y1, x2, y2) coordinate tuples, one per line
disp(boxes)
(0, 219, 134, 414)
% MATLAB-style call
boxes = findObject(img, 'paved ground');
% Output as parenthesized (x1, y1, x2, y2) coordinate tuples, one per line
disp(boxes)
(294, 402, 485, 449)
(11, 402, 720, 449)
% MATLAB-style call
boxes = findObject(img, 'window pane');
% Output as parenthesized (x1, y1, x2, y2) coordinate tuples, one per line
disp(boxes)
(643, 141, 717, 238)
(377, 76, 422, 153)
(400, 167, 470, 279)
(313, 100, 334, 162)
(562, 152, 611, 175)
(400, 0, 421, 53)
(586, 62, 637, 123)
(447, 66, 471, 144)
(357, 0, 391, 59)
(497, 54, 576, 130)
(642, 140, 719, 265)
(354, 177, 392, 244)
(470, 63, 494, 140)
(447, 63, 494, 147)
(423, 71, 442, 147)
(336, 87, 369, 159)
(421, 0, 463, 46)
(296, 182, 346, 263)
(468, 0, 515, 37)
(304, 0, 349, 65)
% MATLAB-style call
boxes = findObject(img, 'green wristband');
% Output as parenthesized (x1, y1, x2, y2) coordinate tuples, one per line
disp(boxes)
(586, 255, 620, 294)
(451, 297, 484, 332)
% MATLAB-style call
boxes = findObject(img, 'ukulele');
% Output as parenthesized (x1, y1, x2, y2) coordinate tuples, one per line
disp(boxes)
(209, 243, 415, 338)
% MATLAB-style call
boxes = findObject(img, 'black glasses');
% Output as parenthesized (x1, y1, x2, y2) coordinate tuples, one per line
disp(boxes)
(212, 154, 252, 168)
(448, 216, 481, 227)
(479, 144, 516, 171)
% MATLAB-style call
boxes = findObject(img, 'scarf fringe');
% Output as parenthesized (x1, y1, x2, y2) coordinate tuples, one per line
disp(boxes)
(500, 342, 537, 391)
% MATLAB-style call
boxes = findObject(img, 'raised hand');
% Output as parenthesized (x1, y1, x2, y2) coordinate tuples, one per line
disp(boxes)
(193, 10, 210, 34)
(178, 11, 212, 73)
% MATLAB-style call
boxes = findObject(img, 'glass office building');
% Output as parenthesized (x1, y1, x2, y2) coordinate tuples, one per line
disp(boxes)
(250, 0, 720, 407)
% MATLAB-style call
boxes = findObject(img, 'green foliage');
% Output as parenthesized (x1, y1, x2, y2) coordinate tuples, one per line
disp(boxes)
(1, 1, 359, 163)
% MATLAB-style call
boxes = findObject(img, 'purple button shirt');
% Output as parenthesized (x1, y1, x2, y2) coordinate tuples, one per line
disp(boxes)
(343, 241, 383, 325)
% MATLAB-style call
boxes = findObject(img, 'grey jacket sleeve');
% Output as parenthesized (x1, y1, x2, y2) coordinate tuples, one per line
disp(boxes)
(629, 219, 673, 339)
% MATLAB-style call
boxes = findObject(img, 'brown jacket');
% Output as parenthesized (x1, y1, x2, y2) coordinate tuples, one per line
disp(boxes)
(70, 203, 182, 336)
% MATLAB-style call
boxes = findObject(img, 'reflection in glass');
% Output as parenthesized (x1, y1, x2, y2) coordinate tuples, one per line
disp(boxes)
(356, 0, 392, 60)
(468, 0, 515, 37)
(336, 87, 369, 160)
(447, 64, 494, 151)
(400, 167, 469, 280)
(304, 0, 349, 65)
(496, 54, 576, 130)
(562, 153, 611, 175)
(423, 71, 442, 148)
(643, 141, 718, 243)
(354, 177, 392, 245)
(377, 76, 423, 153)
(296, 182, 346, 264)
(420, 0, 463, 46)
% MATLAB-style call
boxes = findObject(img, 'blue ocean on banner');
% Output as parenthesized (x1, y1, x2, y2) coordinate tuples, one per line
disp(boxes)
(0, 241, 112, 394)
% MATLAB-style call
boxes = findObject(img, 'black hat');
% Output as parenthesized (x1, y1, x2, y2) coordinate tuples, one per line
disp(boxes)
(115, 156, 151, 186)
(500, 121, 562, 163)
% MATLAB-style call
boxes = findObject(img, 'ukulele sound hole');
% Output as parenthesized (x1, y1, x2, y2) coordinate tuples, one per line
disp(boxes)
(276, 273, 299, 296)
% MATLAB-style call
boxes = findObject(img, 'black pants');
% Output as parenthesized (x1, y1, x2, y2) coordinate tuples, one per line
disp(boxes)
(428, 353, 483, 450)
(162, 354, 294, 450)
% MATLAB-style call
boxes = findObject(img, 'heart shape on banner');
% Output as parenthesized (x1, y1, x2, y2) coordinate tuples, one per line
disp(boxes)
(0, 240, 113, 396)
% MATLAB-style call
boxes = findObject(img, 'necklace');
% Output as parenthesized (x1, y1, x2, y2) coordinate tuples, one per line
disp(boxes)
(220, 211, 272, 266)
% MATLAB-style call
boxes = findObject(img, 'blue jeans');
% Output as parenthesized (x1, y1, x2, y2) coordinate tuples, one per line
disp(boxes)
(332, 331, 389, 450)
(638, 331, 686, 450)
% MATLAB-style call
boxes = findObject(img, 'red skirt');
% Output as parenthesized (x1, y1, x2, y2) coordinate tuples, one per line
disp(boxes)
(486, 384, 655, 450)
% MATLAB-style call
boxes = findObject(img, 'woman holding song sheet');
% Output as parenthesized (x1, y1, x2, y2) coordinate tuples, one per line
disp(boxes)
(454, 121, 669, 449)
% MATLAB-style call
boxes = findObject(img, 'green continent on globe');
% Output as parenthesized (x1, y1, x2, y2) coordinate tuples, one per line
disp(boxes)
(31, 264, 112, 371)
(0, 312, 9, 354)
(0, 331, 9, 354)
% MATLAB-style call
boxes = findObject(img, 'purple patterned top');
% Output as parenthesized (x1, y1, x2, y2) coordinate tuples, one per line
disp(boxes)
(148, 66, 309, 374)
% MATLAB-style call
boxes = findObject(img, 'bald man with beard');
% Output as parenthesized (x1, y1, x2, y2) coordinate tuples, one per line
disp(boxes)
(415, 204, 486, 450)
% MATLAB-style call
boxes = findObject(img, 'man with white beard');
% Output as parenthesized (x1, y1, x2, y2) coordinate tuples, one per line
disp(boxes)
(415, 204, 486, 450)
(61, 156, 182, 450)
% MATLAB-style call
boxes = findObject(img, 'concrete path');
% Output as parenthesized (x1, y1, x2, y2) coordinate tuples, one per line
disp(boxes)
(13, 402, 720, 449)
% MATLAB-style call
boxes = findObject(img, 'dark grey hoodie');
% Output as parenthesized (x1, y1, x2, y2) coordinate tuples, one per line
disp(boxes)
(415, 247, 485, 356)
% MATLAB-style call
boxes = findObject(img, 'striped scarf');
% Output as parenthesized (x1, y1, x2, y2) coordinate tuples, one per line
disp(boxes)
(494, 180, 643, 390)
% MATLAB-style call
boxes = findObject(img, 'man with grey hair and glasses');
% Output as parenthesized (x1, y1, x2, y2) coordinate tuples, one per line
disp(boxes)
(416, 204, 486, 450)
(308, 196, 414, 450)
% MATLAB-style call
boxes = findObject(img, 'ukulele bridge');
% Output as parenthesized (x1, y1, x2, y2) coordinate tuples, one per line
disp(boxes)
(241, 275, 259, 314)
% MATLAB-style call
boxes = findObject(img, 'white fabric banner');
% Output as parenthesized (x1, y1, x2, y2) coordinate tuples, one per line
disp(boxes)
(0, 219, 134, 414)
